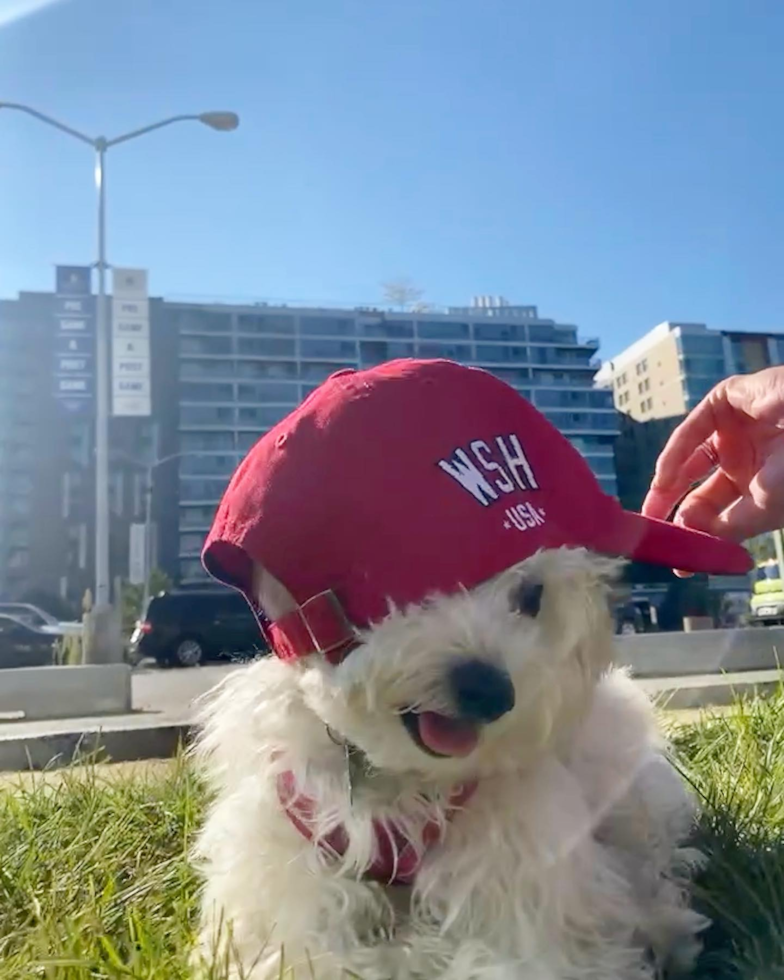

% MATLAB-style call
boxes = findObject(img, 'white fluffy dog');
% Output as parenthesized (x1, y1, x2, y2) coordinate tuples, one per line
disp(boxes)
(192, 549, 707, 980)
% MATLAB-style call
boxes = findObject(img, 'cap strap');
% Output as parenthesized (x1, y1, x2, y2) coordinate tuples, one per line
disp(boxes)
(268, 591, 357, 665)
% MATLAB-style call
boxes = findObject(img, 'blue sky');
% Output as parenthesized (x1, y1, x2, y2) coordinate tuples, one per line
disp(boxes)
(1, 0, 783, 357)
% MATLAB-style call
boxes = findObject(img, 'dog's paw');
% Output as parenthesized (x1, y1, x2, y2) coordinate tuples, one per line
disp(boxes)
(647, 906, 711, 978)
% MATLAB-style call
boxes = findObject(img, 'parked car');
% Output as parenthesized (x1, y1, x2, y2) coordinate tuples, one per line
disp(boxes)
(129, 589, 268, 667)
(0, 603, 81, 637)
(614, 598, 657, 635)
(0, 614, 57, 668)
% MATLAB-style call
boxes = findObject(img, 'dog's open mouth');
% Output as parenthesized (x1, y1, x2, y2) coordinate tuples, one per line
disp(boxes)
(401, 711, 480, 758)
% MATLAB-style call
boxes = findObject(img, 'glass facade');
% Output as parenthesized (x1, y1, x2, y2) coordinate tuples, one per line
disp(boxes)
(675, 331, 729, 411)
(0, 319, 34, 596)
(172, 303, 618, 581)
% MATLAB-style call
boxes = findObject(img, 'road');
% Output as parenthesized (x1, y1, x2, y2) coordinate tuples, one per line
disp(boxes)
(132, 661, 244, 720)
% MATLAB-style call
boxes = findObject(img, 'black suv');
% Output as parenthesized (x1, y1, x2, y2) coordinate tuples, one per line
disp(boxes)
(130, 589, 268, 667)
(0, 614, 56, 668)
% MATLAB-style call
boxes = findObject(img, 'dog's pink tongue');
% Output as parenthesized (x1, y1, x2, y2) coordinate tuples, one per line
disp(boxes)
(418, 712, 479, 757)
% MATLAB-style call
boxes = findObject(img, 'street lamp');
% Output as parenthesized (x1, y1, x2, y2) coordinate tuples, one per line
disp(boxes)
(0, 103, 239, 663)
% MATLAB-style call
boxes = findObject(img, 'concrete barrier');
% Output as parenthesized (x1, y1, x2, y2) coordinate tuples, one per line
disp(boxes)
(614, 627, 784, 678)
(0, 665, 131, 722)
(0, 721, 190, 771)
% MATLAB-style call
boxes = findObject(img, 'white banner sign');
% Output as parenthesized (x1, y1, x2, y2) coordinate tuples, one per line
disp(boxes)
(129, 523, 146, 585)
(113, 268, 148, 300)
(112, 268, 151, 416)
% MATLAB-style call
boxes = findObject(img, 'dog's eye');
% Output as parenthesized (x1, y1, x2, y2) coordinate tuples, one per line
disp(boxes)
(511, 581, 543, 618)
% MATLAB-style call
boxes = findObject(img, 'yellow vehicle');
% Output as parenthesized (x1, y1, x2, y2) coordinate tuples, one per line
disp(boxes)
(750, 557, 784, 625)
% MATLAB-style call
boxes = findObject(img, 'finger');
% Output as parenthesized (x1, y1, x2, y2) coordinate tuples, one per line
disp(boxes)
(723, 367, 784, 427)
(714, 496, 783, 543)
(714, 446, 784, 541)
(674, 469, 741, 535)
(641, 391, 727, 520)
(642, 439, 720, 521)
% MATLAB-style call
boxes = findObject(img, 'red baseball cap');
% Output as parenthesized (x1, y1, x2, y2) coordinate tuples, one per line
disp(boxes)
(203, 359, 751, 661)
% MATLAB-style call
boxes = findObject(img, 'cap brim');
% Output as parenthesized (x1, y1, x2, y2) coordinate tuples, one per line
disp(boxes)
(600, 507, 753, 575)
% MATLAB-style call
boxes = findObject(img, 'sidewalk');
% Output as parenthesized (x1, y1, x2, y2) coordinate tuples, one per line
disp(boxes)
(0, 665, 780, 771)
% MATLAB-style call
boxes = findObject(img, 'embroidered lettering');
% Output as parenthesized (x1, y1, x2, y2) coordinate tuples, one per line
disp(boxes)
(438, 450, 499, 506)
(495, 435, 538, 491)
(504, 503, 546, 531)
(470, 440, 515, 494)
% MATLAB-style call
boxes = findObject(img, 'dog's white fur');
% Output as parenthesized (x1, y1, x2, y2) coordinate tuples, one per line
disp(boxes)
(193, 549, 707, 979)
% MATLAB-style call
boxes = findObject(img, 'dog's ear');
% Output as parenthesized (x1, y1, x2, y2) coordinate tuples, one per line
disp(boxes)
(252, 562, 298, 622)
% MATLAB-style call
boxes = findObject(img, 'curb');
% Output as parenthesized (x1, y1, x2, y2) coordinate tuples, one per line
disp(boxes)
(1, 670, 782, 772)
(0, 722, 192, 771)
(638, 669, 782, 711)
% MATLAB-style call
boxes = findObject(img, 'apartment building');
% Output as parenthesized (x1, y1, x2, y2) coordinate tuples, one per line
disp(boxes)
(596, 320, 784, 421)
(166, 297, 618, 581)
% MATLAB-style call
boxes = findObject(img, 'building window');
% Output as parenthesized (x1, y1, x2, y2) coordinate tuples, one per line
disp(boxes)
(359, 340, 415, 365)
(300, 316, 356, 337)
(535, 389, 613, 409)
(473, 323, 527, 342)
(418, 321, 470, 340)
(529, 325, 556, 343)
(180, 334, 232, 355)
(180, 455, 237, 476)
(236, 313, 295, 335)
(236, 336, 296, 358)
(552, 328, 578, 345)
(180, 432, 234, 453)
(181, 359, 235, 379)
(180, 558, 208, 581)
(679, 334, 724, 357)
(180, 405, 236, 426)
(180, 478, 230, 502)
(491, 368, 530, 385)
(475, 345, 528, 364)
(237, 405, 290, 427)
(530, 348, 592, 367)
(237, 431, 262, 451)
(253, 361, 299, 379)
(176, 309, 232, 333)
(358, 320, 414, 339)
(180, 382, 234, 402)
(300, 339, 357, 359)
(235, 380, 298, 402)
(635, 358, 648, 375)
(544, 412, 618, 431)
(300, 361, 351, 382)
(417, 343, 472, 360)
(180, 505, 216, 528)
(179, 532, 206, 555)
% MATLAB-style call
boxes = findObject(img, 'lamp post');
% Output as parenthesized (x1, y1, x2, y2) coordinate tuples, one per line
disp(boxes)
(0, 104, 239, 662)
(111, 422, 201, 615)
(139, 450, 194, 616)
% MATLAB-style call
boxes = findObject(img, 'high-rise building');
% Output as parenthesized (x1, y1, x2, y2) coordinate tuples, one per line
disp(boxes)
(0, 290, 173, 611)
(1, 291, 617, 598)
(596, 320, 784, 421)
(166, 297, 617, 583)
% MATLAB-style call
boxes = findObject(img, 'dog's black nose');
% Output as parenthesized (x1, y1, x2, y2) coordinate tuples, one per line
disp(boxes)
(449, 659, 515, 723)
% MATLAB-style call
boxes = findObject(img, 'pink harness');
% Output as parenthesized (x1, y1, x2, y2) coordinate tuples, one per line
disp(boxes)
(278, 771, 476, 885)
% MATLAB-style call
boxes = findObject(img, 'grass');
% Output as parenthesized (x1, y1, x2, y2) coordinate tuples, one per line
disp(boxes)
(0, 694, 782, 980)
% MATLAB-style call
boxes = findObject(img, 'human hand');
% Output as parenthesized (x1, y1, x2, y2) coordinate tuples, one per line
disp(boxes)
(642, 367, 784, 544)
